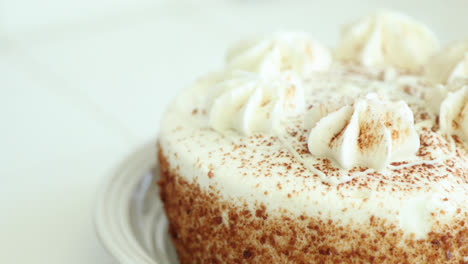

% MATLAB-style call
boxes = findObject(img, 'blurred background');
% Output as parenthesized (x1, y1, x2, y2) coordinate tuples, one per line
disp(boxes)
(1, 0, 467, 263)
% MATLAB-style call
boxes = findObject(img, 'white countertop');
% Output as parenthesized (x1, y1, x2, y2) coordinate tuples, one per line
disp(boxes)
(2, 1, 467, 263)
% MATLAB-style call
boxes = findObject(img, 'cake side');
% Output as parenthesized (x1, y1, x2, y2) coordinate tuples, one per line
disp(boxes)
(158, 146, 468, 263)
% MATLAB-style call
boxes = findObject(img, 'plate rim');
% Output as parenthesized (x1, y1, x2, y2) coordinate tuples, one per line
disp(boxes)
(93, 140, 159, 264)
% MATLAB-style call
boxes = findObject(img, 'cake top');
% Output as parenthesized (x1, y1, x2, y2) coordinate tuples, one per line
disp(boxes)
(159, 10, 468, 239)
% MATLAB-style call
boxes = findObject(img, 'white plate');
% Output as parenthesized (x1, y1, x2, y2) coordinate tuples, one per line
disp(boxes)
(94, 142, 179, 264)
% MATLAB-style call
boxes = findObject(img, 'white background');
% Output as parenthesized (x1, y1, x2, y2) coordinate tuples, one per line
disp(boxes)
(2, 0, 467, 263)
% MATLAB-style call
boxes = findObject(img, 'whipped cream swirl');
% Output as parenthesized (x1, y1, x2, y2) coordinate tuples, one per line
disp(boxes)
(208, 71, 304, 135)
(335, 11, 439, 72)
(307, 94, 420, 171)
(425, 40, 468, 84)
(226, 32, 332, 77)
(439, 82, 468, 141)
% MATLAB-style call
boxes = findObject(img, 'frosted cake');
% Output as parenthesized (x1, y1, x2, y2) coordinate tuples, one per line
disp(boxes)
(158, 11, 468, 263)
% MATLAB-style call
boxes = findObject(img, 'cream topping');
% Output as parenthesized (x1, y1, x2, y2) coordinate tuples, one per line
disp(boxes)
(335, 11, 439, 72)
(226, 32, 332, 77)
(440, 82, 468, 141)
(208, 71, 304, 135)
(425, 40, 468, 84)
(307, 93, 420, 171)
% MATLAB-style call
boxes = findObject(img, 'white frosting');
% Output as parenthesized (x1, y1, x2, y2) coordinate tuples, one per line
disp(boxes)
(307, 94, 420, 170)
(226, 32, 332, 77)
(425, 40, 468, 84)
(426, 84, 451, 113)
(440, 83, 468, 141)
(425, 79, 468, 114)
(399, 195, 431, 239)
(208, 71, 304, 135)
(335, 11, 439, 72)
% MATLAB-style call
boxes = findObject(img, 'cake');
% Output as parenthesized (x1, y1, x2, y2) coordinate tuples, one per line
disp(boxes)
(157, 11, 468, 263)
